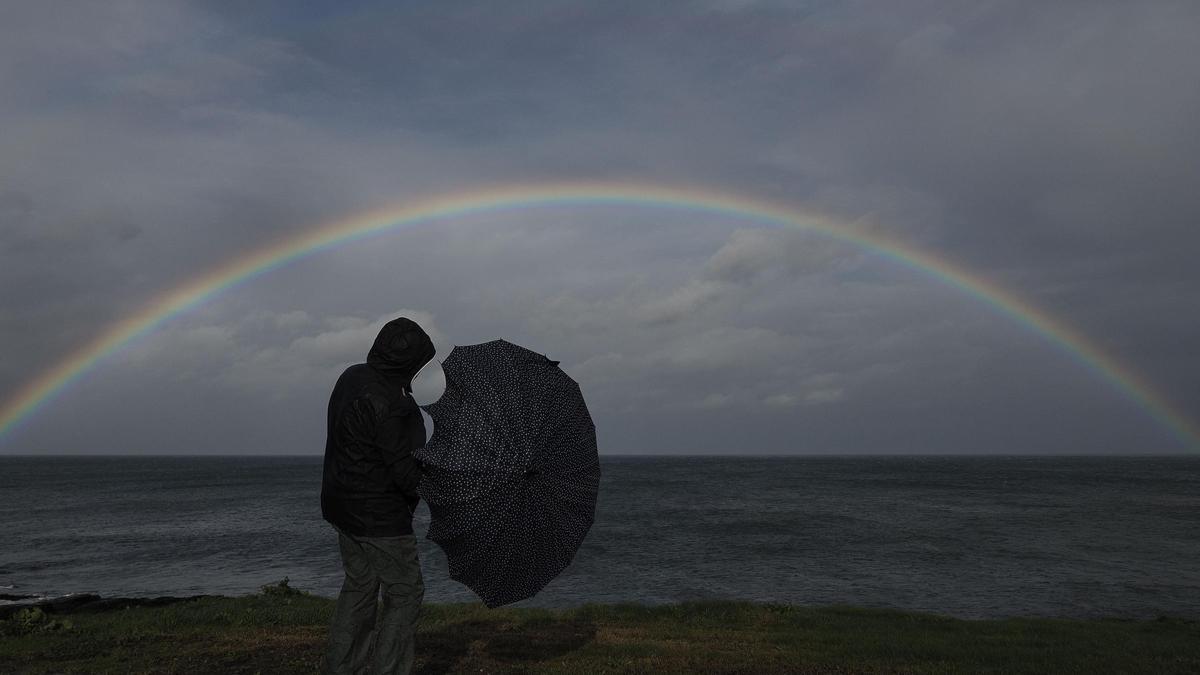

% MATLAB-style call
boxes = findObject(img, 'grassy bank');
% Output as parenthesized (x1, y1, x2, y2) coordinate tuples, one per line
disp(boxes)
(1, 585, 1197, 674)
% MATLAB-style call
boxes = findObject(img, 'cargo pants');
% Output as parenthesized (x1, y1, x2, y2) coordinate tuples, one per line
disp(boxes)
(322, 527, 425, 675)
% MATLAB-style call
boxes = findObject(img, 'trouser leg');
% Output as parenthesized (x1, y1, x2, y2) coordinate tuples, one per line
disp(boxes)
(323, 530, 380, 675)
(368, 534, 425, 675)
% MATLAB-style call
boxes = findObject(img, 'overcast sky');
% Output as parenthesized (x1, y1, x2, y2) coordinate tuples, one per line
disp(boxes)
(2, 1, 1198, 455)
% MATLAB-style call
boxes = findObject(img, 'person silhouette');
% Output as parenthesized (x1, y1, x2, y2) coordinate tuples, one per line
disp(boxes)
(320, 317, 434, 675)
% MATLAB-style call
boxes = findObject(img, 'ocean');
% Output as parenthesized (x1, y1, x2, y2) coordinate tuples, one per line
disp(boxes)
(2, 455, 1198, 620)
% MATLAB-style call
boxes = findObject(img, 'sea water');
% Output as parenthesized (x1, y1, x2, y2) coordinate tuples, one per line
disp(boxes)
(2, 455, 1198, 619)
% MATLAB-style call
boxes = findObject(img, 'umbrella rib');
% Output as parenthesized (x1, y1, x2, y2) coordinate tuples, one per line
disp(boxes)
(418, 339, 599, 608)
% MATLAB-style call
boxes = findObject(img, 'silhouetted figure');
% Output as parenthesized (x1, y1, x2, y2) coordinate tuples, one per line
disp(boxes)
(320, 317, 435, 675)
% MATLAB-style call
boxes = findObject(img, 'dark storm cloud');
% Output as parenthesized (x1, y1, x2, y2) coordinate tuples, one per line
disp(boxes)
(1, 1, 1197, 454)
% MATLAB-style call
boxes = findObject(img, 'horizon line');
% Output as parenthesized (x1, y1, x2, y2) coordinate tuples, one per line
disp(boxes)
(3, 451, 1196, 458)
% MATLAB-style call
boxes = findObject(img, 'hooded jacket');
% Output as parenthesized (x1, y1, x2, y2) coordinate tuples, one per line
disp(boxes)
(321, 317, 436, 537)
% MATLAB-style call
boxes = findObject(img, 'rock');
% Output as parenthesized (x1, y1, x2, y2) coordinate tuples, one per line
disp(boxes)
(39, 593, 102, 613)
(71, 595, 213, 613)
(0, 593, 213, 620)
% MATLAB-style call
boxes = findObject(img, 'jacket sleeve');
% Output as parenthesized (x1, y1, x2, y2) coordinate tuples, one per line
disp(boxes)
(338, 395, 384, 459)
(375, 396, 424, 499)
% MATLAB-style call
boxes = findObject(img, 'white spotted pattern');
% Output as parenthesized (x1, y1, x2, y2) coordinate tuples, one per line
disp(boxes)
(415, 339, 600, 608)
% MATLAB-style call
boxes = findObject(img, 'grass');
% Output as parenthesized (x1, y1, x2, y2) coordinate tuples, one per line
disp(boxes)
(1, 584, 1197, 674)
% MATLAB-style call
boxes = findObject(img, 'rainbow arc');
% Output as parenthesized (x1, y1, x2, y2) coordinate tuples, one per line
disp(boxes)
(0, 182, 1195, 451)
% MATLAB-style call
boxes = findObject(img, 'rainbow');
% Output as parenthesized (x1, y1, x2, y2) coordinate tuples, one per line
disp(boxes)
(1, 182, 1196, 451)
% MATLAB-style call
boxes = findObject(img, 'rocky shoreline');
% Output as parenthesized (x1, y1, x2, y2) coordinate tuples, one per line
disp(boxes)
(0, 592, 213, 619)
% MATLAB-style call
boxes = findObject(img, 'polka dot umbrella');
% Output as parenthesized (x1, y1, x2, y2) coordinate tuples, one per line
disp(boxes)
(414, 338, 600, 608)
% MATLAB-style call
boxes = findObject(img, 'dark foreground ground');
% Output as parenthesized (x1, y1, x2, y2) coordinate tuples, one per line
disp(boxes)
(1, 583, 1197, 674)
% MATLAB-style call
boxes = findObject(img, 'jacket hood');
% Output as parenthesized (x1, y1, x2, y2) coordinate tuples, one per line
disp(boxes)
(367, 317, 436, 391)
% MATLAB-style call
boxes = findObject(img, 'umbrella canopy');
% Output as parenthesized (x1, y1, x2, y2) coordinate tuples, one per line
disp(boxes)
(414, 338, 600, 608)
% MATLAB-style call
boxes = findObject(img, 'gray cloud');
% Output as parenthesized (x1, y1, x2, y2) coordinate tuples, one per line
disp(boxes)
(1, 0, 1197, 455)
